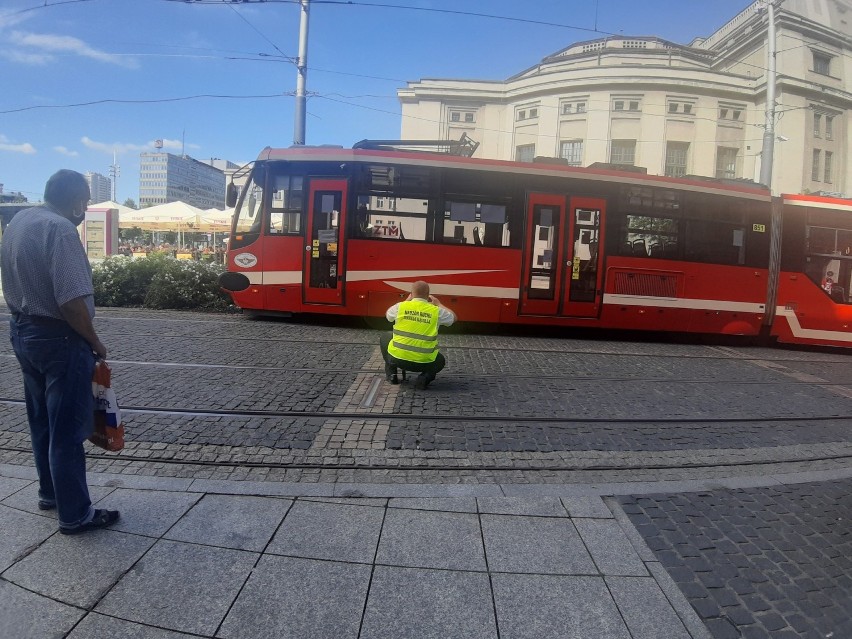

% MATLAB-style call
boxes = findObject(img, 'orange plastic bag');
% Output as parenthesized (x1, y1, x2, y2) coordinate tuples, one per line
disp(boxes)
(90, 361, 125, 451)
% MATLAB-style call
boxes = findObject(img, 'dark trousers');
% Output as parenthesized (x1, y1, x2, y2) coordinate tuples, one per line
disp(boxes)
(380, 334, 446, 377)
(10, 317, 96, 528)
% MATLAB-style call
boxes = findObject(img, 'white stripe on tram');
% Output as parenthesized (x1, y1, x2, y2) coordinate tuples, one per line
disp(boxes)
(775, 307, 852, 344)
(346, 269, 506, 281)
(603, 294, 765, 314)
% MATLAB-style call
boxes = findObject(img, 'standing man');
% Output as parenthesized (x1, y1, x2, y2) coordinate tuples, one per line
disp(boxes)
(380, 280, 455, 389)
(2, 169, 119, 534)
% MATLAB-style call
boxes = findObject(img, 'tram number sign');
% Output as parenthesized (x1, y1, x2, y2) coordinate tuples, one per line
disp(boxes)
(752, 224, 766, 233)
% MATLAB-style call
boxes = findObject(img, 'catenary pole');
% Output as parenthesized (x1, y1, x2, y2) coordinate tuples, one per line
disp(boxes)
(759, 0, 777, 192)
(294, 0, 310, 145)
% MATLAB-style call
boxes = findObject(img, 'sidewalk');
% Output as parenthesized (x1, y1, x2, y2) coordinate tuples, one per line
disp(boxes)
(3, 465, 852, 638)
(0, 463, 722, 639)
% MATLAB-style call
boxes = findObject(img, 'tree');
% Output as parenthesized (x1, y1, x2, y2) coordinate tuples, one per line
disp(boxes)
(123, 198, 138, 209)
(120, 227, 144, 242)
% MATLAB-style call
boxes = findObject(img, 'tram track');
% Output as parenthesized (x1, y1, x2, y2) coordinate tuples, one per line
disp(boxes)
(1, 443, 850, 473)
(1, 353, 848, 387)
(2, 310, 849, 364)
(91, 332, 852, 363)
(0, 398, 848, 424)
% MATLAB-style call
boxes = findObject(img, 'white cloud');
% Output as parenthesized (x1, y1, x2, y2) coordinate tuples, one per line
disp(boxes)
(0, 10, 29, 30)
(0, 50, 52, 65)
(80, 137, 200, 155)
(158, 138, 201, 151)
(0, 134, 36, 154)
(53, 146, 79, 157)
(82, 137, 153, 154)
(6, 30, 138, 68)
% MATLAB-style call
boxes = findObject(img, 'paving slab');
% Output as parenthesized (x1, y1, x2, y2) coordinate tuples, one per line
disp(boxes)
(375, 508, 486, 571)
(360, 565, 496, 639)
(217, 554, 371, 639)
(302, 496, 387, 507)
(0, 578, 85, 639)
(0, 503, 58, 571)
(607, 576, 692, 639)
(89, 472, 194, 492)
(189, 479, 334, 497)
(2, 482, 116, 518)
(266, 499, 384, 563)
(480, 514, 597, 575)
(574, 518, 649, 576)
(0, 463, 38, 480)
(4, 528, 155, 608)
(476, 496, 568, 516)
(388, 497, 477, 512)
(164, 494, 291, 551)
(0, 475, 32, 501)
(562, 496, 614, 518)
(94, 488, 201, 537)
(491, 573, 631, 639)
(333, 483, 505, 497)
(67, 613, 200, 638)
(95, 539, 257, 636)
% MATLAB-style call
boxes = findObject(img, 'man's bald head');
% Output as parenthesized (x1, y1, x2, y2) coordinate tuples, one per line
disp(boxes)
(411, 281, 430, 299)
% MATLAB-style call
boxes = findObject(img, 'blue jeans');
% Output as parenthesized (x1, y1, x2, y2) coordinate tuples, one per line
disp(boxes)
(10, 317, 96, 528)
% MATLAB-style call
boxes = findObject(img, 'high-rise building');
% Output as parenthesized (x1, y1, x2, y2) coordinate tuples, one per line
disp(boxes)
(399, 0, 850, 197)
(85, 172, 112, 204)
(138, 152, 226, 209)
(200, 158, 241, 203)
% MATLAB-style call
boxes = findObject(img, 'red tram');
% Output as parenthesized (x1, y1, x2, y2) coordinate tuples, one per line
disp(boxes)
(219, 144, 852, 349)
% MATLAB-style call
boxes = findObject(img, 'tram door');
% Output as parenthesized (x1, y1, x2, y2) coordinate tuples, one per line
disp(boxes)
(562, 197, 605, 317)
(520, 193, 605, 317)
(303, 179, 348, 305)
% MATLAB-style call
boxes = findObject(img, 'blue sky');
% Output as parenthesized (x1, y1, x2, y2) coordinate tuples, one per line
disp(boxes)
(1, 0, 752, 204)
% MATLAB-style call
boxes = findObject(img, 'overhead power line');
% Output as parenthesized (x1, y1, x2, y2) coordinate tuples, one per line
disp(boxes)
(0, 93, 293, 115)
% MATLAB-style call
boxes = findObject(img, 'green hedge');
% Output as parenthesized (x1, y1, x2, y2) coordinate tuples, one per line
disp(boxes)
(92, 254, 233, 311)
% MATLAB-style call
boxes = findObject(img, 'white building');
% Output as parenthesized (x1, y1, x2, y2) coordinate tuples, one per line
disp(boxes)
(399, 0, 852, 196)
(139, 152, 226, 209)
(85, 172, 112, 203)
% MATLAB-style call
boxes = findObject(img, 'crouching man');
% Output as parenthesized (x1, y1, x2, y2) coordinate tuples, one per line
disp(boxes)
(380, 281, 455, 389)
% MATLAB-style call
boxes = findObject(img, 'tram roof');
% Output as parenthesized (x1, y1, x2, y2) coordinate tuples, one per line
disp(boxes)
(256, 146, 771, 202)
(783, 193, 852, 213)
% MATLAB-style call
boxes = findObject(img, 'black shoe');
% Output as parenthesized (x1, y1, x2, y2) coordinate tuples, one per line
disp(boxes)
(59, 509, 120, 535)
(38, 499, 56, 511)
(385, 363, 399, 384)
(415, 373, 434, 390)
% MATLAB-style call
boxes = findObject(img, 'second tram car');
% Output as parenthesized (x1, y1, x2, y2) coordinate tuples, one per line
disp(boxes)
(219, 144, 852, 349)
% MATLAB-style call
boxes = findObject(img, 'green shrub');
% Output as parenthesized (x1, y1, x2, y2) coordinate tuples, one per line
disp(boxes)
(93, 254, 232, 311)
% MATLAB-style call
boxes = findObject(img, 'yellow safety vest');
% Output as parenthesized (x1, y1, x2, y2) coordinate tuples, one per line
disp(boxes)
(387, 299, 440, 363)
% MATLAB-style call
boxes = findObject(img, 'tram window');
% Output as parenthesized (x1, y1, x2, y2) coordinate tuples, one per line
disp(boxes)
(683, 220, 746, 265)
(234, 179, 264, 235)
(365, 164, 433, 191)
(353, 193, 429, 241)
(444, 200, 510, 247)
(805, 222, 852, 304)
(808, 226, 838, 254)
(840, 230, 852, 256)
(268, 175, 303, 235)
(805, 255, 852, 304)
(621, 215, 678, 258)
(625, 187, 681, 211)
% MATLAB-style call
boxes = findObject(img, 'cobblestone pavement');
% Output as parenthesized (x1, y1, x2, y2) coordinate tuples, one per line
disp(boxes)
(618, 480, 852, 639)
(0, 306, 850, 638)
